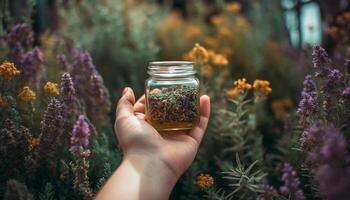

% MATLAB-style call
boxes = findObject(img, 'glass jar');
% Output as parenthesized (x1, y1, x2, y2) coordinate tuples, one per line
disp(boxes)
(145, 61, 200, 132)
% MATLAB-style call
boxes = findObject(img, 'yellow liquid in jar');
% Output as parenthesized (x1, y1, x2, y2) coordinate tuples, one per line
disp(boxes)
(146, 117, 200, 132)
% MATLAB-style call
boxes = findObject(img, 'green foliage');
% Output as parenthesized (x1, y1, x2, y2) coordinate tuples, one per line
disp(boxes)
(221, 153, 266, 199)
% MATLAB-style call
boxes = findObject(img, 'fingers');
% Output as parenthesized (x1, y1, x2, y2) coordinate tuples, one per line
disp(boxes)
(134, 94, 146, 113)
(188, 95, 210, 144)
(116, 87, 136, 121)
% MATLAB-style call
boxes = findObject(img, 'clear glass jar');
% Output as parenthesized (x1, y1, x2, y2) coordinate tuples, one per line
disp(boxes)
(145, 61, 200, 132)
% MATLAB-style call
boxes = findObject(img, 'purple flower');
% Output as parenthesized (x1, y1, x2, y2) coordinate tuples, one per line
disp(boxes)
(256, 179, 278, 200)
(87, 74, 111, 130)
(6, 23, 33, 49)
(19, 47, 44, 76)
(71, 50, 97, 96)
(69, 115, 90, 156)
(302, 124, 350, 200)
(309, 127, 350, 200)
(36, 98, 64, 172)
(307, 126, 347, 167)
(57, 54, 69, 71)
(60, 73, 77, 103)
(312, 45, 331, 68)
(299, 124, 322, 150)
(341, 87, 350, 97)
(279, 163, 305, 200)
(298, 75, 317, 124)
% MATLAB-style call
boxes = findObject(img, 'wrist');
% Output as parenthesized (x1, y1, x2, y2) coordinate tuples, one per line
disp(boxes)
(122, 154, 178, 199)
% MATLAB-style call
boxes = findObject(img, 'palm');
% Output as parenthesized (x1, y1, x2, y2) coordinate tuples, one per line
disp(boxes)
(115, 90, 210, 178)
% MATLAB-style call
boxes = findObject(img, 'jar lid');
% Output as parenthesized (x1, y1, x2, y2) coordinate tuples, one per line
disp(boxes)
(148, 61, 196, 78)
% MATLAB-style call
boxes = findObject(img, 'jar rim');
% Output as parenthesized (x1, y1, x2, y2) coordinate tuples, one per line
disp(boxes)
(148, 61, 196, 78)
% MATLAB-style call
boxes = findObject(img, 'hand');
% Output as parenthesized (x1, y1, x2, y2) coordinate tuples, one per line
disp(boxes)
(96, 87, 210, 200)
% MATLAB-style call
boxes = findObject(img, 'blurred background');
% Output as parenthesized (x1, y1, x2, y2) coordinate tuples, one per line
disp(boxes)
(0, 0, 349, 199)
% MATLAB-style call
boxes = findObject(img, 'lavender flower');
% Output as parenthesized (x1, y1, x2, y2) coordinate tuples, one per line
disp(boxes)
(6, 24, 34, 65)
(70, 115, 93, 200)
(69, 115, 91, 156)
(256, 179, 278, 200)
(298, 75, 317, 124)
(60, 73, 77, 104)
(71, 50, 97, 96)
(341, 87, 350, 97)
(19, 47, 44, 76)
(312, 45, 331, 68)
(6, 23, 33, 49)
(36, 98, 64, 173)
(57, 54, 69, 71)
(4, 179, 33, 200)
(306, 126, 350, 200)
(299, 124, 322, 151)
(88, 74, 111, 129)
(279, 163, 305, 200)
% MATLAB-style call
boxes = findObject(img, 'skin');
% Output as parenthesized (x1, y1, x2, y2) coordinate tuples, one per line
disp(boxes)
(95, 87, 211, 200)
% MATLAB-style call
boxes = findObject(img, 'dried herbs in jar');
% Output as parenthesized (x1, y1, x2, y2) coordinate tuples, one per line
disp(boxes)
(145, 61, 200, 131)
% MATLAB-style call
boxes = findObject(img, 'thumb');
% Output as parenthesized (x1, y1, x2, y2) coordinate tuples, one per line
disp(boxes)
(116, 87, 136, 121)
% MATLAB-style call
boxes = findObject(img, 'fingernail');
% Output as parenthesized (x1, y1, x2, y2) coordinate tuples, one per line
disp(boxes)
(122, 87, 129, 95)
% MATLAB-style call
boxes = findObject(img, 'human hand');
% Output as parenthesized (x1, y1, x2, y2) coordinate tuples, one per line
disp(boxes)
(115, 87, 210, 179)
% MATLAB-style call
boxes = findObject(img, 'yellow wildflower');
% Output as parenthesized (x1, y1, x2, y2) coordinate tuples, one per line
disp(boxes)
(204, 36, 219, 49)
(208, 50, 229, 66)
(342, 11, 350, 22)
(235, 78, 252, 90)
(226, 2, 241, 13)
(184, 25, 201, 39)
(327, 26, 338, 39)
(218, 27, 233, 38)
(18, 86, 36, 102)
(0, 61, 20, 81)
(29, 138, 40, 151)
(43, 81, 60, 96)
(184, 43, 209, 63)
(226, 87, 240, 99)
(0, 95, 7, 108)
(211, 15, 224, 26)
(253, 80, 272, 101)
(226, 78, 252, 99)
(271, 98, 293, 120)
(196, 173, 214, 189)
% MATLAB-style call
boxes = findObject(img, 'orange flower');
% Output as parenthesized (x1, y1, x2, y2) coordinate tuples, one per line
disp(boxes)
(0, 61, 20, 81)
(327, 26, 338, 39)
(184, 25, 201, 39)
(18, 86, 36, 102)
(29, 138, 40, 151)
(209, 51, 229, 66)
(196, 173, 214, 189)
(226, 78, 252, 99)
(253, 80, 272, 102)
(43, 81, 60, 96)
(204, 36, 218, 49)
(184, 43, 209, 63)
(0, 95, 7, 108)
(211, 15, 223, 26)
(226, 2, 241, 13)
(271, 98, 294, 120)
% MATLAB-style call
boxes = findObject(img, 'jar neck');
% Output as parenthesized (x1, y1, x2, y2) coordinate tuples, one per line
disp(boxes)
(148, 61, 195, 79)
